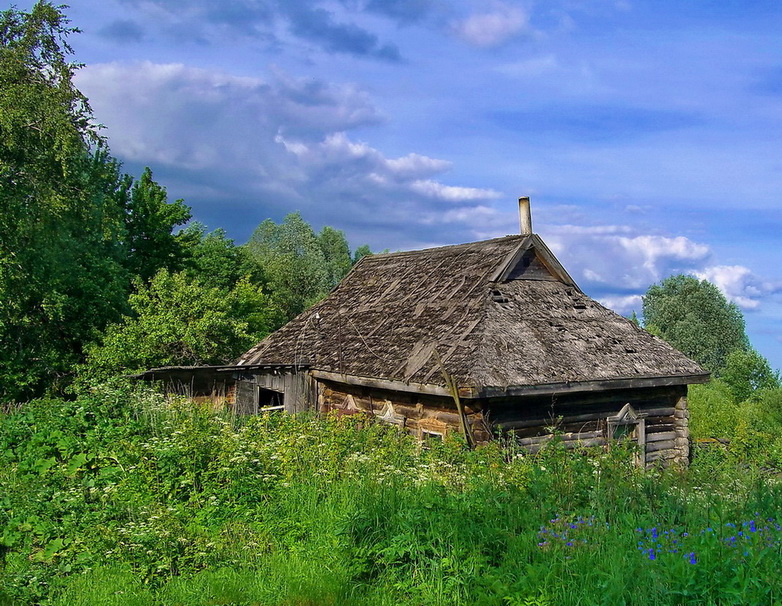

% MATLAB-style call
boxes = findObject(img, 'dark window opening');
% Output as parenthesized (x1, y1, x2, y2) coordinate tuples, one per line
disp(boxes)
(257, 387, 284, 412)
(491, 288, 509, 303)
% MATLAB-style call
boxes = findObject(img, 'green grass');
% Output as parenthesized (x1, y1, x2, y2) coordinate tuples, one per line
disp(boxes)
(2, 382, 782, 605)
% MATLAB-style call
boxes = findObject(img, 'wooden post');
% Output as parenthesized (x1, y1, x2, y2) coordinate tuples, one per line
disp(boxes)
(432, 349, 474, 448)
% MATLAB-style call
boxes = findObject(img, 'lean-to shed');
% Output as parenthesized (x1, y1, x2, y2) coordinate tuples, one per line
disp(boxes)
(230, 200, 709, 467)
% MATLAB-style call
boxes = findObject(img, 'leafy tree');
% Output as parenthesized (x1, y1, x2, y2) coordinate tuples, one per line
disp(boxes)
(181, 223, 265, 291)
(352, 244, 373, 264)
(121, 167, 192, 281)
(0, 3, 131, 399)
(0, 3, 199, 400)
(82, 270, 279, 380)
(642, 275, 749, 373)
(720, 348, 780, 403)
(317, 225, 352, 289)
(245, 212, 331, 319)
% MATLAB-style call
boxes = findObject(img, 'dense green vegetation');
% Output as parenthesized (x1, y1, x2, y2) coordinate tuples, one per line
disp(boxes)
(2, 385, 782, 605)
(3, 4, 782, 605)
(0, 3, 369, 400)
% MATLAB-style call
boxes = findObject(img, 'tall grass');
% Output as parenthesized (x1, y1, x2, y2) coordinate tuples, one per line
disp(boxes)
(1, 383, 781, 605)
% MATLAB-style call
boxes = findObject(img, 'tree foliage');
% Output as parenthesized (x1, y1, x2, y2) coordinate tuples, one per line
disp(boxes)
(317, 225, 352, 290)
(83, 270, 279, 380)
(0, 3, 205, 401)
(181, 223, 265, 291)
(720, 348, 780, 403)
(0, 3, 129, 399)
(245, 212, 331, 319)
(122, 167, 192, 281)
(245, 212, 372, 321)
(642, 275, 750, 374)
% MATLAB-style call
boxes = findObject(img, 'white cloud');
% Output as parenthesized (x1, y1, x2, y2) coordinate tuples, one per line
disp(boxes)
(598, 294, 643, 315)
(616, 235, 711, 277)
(409, 180, 502, 202)
(545, 225, 711, 290)
(543, 224, 779, 319)
(385, 154, 452, 179)
(695, 265, 782, 310)
(452, 2, 530, 48)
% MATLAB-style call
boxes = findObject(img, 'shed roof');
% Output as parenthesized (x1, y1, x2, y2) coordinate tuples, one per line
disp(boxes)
(237, 234, 708, 397)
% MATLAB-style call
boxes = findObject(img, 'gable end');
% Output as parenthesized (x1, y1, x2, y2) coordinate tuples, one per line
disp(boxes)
(491, 234, 580, 290)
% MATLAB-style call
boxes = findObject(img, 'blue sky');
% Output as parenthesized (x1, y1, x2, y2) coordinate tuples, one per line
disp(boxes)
(15, 0, 782, 369)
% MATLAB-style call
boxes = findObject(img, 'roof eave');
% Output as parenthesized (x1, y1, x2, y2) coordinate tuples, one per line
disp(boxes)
(308, 369, 710, 400)
(475, 372, 711, 399)
(309, 369, 473, 398)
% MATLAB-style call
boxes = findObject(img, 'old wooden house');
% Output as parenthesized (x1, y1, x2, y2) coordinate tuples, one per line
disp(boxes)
(224, 199, 709, 467)
(136, 200, 708, 465)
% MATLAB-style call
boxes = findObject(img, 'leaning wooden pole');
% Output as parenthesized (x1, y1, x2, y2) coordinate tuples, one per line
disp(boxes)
(433, 349, 474, 449)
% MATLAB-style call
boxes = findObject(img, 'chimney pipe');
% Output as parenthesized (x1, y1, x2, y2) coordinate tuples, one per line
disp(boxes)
(518, 196, 532, 235)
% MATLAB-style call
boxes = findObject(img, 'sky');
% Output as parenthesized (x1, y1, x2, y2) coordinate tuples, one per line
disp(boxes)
(12, 0, 782, 369)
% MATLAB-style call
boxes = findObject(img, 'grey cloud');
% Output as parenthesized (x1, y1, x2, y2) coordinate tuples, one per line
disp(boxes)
(115, 0, 403, 62)
(284, 4, 402, 61)
(98, 19, 144, 43)
(363, 0, 435, 24)
(75, 62, 497, 249)
(204, 1, 273, 27)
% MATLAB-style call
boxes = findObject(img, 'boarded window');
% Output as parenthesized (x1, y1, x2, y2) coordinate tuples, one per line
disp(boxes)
(607, 403, 646, 466)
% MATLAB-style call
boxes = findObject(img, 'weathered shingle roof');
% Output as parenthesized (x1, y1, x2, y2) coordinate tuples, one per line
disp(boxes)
(237, 234, 708, 396)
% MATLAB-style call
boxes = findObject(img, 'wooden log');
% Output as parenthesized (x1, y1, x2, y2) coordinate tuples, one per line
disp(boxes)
(515, 430, 604, 447)
(493, 410, 610, 430)
(645, 421, 676, 432)
(645, 448, 678, 462)
(645, 440, 676, 453)
(431, 411, 464, 425)
(641, 407, 676, 418)
(393, 404, 424, 420)
(646, 431, 676, 443)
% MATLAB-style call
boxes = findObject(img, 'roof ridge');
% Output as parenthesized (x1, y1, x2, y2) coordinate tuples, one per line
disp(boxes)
(366, 234, 526, 260)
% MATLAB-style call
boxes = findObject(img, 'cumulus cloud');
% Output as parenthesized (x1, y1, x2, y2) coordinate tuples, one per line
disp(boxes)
(409, 180, 502, 202)
(695, 265, 782, 310)
(75, 61, 504, 248)
(545, 225, 711, 291)
(544, 224, 779, 318)
(598, 294, 643, 315)
(452, 2, 530, 48)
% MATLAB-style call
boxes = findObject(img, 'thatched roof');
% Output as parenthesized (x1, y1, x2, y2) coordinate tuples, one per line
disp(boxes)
(237, 234, 708, 397)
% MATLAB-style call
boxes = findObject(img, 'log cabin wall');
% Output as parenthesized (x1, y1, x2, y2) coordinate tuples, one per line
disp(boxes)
(485, 384, 689, 467)
(317, 380, 492, 444)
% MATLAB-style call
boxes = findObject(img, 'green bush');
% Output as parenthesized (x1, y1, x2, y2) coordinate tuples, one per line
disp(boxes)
(3, 385, 782, 605)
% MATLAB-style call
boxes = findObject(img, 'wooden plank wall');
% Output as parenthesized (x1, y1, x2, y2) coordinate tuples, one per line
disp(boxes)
(235, 370, 314, 414)
(487, 385, 689, 467)
(317, 380, 492, 444)
(238, 375, 690, 467)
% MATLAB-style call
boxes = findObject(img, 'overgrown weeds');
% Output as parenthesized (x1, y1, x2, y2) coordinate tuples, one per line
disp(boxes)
(2, 384, 782, 605)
